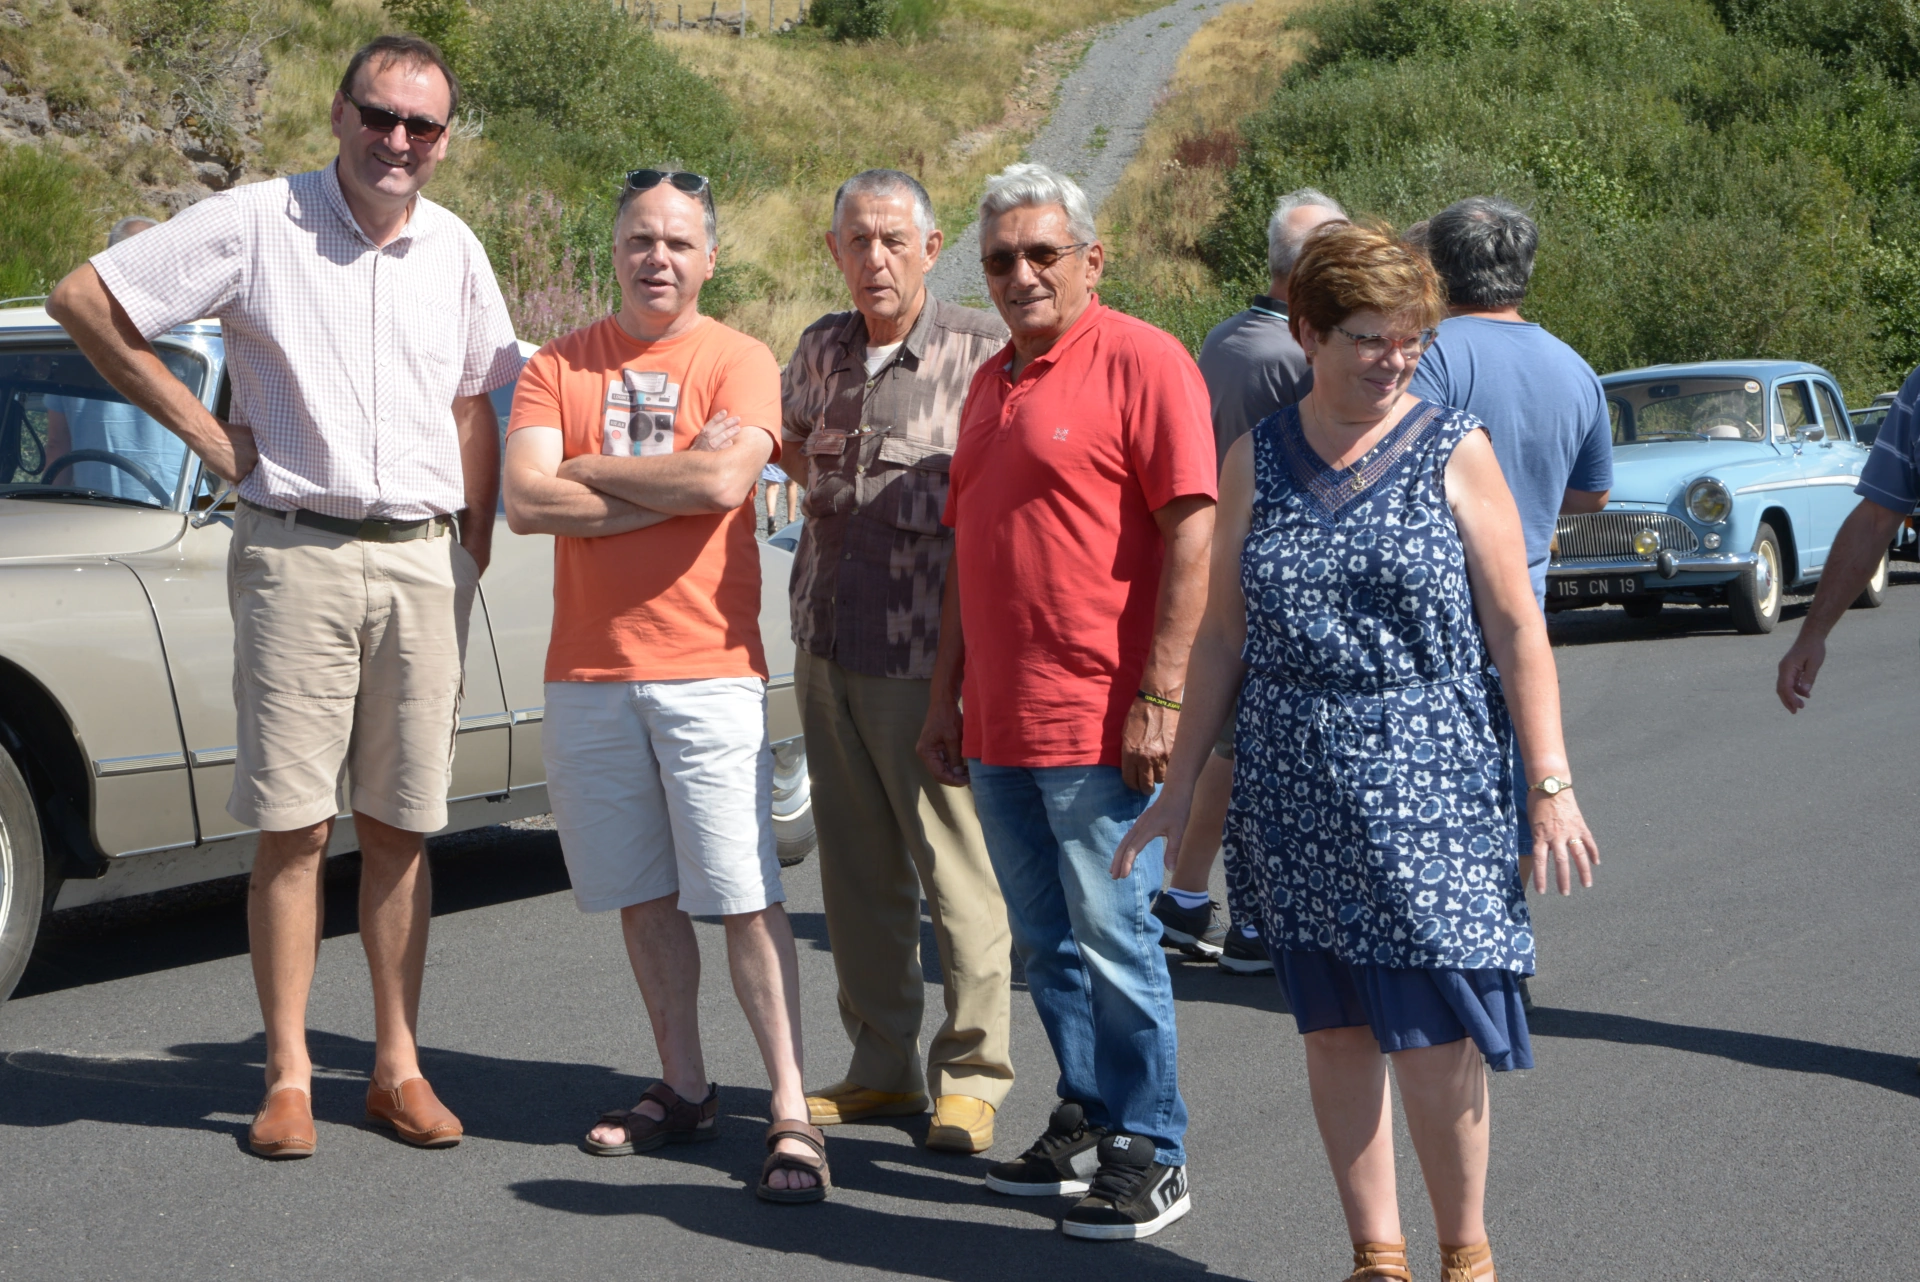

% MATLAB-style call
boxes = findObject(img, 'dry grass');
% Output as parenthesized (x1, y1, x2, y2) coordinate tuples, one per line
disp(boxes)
(1098, 0, 1314, 332)
(663, 2, 1163, 356)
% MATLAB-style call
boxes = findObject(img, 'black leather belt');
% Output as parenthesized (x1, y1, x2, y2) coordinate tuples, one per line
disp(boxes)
(240, 498, 452, 543)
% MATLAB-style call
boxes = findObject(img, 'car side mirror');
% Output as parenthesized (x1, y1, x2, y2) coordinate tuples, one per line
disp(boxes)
(1796, 426, 1825, 443)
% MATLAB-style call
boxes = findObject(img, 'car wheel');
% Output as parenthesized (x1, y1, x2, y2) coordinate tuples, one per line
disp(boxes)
(1852, 547, 1890, 609)
(770, 736, 815, 868)
(0, 744, 46, 1004)
(1730, 521, 1783, 634)
(1622, 594, 1664, 620)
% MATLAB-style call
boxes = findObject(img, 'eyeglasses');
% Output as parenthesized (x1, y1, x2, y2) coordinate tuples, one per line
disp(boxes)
(625, 169, 711, 197)
(342, 92, 447, 144)
(980, 242, 1090, 276)
(1332, 324, 1438, 360)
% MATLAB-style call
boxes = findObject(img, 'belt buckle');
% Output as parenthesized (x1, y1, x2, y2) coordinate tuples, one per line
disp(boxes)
(357, 519, 388, 542)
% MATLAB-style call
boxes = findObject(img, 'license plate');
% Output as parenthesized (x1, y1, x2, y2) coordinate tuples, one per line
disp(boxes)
(1548, 575, 1643, 601)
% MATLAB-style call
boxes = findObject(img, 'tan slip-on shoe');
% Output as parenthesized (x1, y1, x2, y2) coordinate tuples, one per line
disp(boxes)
(925, 1095, 995, 1154)
(249, 1086, 316, 1160)
(365, 1077, 463, 1148)
(804, 1079, 929, 1127)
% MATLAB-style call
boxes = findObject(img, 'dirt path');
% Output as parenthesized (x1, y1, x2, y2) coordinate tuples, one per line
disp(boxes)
(927, 0, 1239, 306)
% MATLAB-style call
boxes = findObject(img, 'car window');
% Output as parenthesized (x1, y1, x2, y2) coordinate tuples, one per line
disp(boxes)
(0, 344, 205, 508)
(1853, 406, 1890, 446)
(1603, 378, 1765, 442)
(1813, 382, 1851, 442)
(1775, 380, 1815, 438)
(1607, 398, 1628, 444)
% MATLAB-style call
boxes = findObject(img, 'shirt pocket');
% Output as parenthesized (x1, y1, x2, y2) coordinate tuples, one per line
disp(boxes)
(868, 435, 952, 536)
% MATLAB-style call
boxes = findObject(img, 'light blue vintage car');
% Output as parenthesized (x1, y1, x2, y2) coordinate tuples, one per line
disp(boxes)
(1546, 360, 1888, 633)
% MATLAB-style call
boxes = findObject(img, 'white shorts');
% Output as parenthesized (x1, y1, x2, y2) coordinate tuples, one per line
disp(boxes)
(542, 678, 784, 916)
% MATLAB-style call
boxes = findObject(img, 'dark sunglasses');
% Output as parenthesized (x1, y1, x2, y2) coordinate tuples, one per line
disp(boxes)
(980, 242, 1089, 277)
(342, 92, 447, 144)
(625, 169, 711, 196)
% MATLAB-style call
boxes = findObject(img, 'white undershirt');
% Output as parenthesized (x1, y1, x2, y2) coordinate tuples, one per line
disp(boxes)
(864, 341, 904, 377)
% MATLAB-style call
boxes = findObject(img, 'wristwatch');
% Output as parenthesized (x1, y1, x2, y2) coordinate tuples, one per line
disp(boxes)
(1529, 775, 1573, 797)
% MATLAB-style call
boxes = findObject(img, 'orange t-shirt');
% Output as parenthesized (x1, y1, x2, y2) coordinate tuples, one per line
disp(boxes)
(507, 314, 782, 683)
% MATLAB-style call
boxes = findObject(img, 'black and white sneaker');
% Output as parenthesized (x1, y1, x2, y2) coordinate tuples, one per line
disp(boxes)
(1151, 893, 1225, 959)
(1061, 1134, 1192, 1240)
(1217, 925, 1274, 975)
(985, 1101, 1106, 1196)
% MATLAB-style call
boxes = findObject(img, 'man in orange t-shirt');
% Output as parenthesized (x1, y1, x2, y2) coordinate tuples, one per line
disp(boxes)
(502, 170, 828, 1201)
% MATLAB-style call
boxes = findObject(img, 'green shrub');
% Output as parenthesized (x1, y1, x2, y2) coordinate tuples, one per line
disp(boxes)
(381, 0, 476, 84)
(0, 147, 102, 300)
(1207, 0, 1920, 399)
(807, 0, 943, 41)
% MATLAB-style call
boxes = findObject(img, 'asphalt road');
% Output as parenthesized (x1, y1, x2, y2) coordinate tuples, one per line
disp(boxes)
(4, 580, 1920, 1280)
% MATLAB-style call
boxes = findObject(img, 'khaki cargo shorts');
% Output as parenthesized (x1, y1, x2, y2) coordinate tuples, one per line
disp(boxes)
(226, 503, 475, 834)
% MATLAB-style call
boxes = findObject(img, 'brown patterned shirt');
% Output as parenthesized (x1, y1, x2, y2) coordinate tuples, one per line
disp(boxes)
(783, 295, 1008, 679)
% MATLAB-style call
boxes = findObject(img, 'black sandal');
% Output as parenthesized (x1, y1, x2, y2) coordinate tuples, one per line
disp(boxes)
(757, 1119, 830, 1203)
(582, 1080, 719, 1156)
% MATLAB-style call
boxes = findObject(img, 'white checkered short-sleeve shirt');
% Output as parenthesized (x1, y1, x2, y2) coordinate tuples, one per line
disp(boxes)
(92, 163, 524, 520)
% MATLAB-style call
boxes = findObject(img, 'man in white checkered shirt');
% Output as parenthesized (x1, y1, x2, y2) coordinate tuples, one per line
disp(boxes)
(48, 34, 523, 1161)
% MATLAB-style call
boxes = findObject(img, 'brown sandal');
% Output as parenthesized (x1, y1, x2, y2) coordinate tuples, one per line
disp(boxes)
(582, 1080, 719, 1156)
(757, 1119, 830, 1203)
(1344, 1239, 1412, 1281)
(1440, 1240, 1497, 1282)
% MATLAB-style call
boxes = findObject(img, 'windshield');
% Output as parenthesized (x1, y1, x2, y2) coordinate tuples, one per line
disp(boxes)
(0, 344, 205, 508)
(1606, 378, 1768, 444)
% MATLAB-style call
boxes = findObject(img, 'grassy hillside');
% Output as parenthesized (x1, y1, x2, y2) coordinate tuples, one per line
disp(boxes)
(0, 0, 1165, 359)
(1205, 0, 1920, 399)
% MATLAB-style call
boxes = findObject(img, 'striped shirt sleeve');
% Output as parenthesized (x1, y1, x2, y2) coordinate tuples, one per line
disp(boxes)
(91, 191, 246, 340)
(1857, 364, 1920, 513)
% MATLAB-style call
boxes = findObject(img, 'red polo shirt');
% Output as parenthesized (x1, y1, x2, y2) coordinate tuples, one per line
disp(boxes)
(943, 299, 1217, 768)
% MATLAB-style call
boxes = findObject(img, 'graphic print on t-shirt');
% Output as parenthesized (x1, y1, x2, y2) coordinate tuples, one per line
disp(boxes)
(603, 369, 680, 456)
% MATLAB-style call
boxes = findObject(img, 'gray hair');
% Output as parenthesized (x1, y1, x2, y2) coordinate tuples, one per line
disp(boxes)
(978, 162, 1096, 243)
(108, 216, 157, 246)
(1266, 187, 1346, 277)
(832, 169, 937, 240)
(616, 173, 718, 251)
(1425, 196, 1536, 309)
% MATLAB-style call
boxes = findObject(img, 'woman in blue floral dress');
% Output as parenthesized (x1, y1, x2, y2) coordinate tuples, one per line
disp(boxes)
(1116, 224, 1598, 1282)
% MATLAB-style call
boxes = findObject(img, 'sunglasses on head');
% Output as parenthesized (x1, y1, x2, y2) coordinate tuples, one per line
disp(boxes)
(625, 169, 711, 196)
(343, 92, 447, 144)
(980, 242, 1089, 277)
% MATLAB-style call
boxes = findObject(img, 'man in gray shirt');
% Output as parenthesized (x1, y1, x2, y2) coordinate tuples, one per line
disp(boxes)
(1153, 189, 1345, 975)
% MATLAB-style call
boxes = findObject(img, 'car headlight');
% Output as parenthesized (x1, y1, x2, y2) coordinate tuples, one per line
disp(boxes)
(1633, 528, 1661, 556)
(1687, 478, 1732, 524)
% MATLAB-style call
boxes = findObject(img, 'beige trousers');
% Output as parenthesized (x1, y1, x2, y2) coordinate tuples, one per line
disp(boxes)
(796, 650, 1014, 1105)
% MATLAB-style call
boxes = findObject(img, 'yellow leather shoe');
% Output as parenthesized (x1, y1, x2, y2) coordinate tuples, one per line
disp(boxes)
(804, 1080, 929, 1127)
(925, 1095, 995, 1154)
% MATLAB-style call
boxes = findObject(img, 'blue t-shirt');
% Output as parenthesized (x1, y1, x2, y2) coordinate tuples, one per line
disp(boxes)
(1856, 362, 1920, 513)
(1408, 316, 1613, 606)
(43, 394, 188, 504)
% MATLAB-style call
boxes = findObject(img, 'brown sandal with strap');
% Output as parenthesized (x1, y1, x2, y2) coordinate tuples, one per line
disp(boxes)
(1344, 1239, 1412, 1281)
(582, 1080, 719, 1156)
(757, 1119, 830, 1203)
(1440, 1240, 1497, 1282)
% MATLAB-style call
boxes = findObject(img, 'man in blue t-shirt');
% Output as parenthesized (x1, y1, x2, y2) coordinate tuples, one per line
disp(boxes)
(1408, 197, 1613, 607)
(1777, 365, 1920, 712)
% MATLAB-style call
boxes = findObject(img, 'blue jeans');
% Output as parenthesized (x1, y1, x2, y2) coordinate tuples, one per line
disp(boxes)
(967, 762, 1188, 1166)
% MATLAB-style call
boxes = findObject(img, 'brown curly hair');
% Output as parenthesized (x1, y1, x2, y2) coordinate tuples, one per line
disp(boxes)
(1287, 221, 1445, 345)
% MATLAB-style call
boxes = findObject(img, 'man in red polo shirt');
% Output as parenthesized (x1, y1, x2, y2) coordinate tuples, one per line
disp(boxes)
(917, 162, 1215, 1241)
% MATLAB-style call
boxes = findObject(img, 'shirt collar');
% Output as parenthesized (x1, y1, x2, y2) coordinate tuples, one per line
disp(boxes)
(831, 290, 939, 372)
(322, 160, 430, 249)
(1000, 296, 1108, 382)
(1248, 294, 1287, 319)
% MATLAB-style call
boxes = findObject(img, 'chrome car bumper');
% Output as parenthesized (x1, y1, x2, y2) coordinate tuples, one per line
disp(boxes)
(1548, 551, 1758, 580)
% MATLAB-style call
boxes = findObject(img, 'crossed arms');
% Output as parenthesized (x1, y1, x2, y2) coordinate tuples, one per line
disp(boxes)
(502, 410, 774, 538)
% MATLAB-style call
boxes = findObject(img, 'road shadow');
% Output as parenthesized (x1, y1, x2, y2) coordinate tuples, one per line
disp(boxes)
(509, 1164, 1240, 1281)
(1529, 1005, 1920, 1098)
(1545, 598, 1813, 647)
(14, 825, 572, 999)
(1165, 955, 1288, 1015)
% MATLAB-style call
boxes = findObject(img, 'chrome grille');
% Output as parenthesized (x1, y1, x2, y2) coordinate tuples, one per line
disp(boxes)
(1552, 512, 1700, 562)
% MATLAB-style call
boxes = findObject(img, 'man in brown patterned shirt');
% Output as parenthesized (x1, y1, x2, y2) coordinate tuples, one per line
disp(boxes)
(785, 169, 1014, 1155)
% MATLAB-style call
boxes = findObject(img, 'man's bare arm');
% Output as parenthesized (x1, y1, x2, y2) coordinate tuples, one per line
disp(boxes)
(1121, 494, 1217, 793)
(502, 427, 669, 538)
(559, 424, 774, 515)
(1560, 488, 1609, 514)
(454, 393, 499, 573)
(1776, 497, 1904, 712)
(46, 264, 257, 483)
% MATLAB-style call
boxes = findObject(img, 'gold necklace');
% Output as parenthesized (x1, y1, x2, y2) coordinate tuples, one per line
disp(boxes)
(1304, 397, 1384, 493)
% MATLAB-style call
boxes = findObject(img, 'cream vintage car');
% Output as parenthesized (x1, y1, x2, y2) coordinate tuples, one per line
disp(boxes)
(0, 306, 813, 1002)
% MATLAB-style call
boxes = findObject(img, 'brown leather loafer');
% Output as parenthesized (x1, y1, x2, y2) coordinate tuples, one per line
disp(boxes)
(365, 1077, 462, 1148)
(249, 1085, 316, 1160)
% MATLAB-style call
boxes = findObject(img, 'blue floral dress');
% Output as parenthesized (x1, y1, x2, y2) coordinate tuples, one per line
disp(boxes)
(1222, 400, 1534, 1069)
